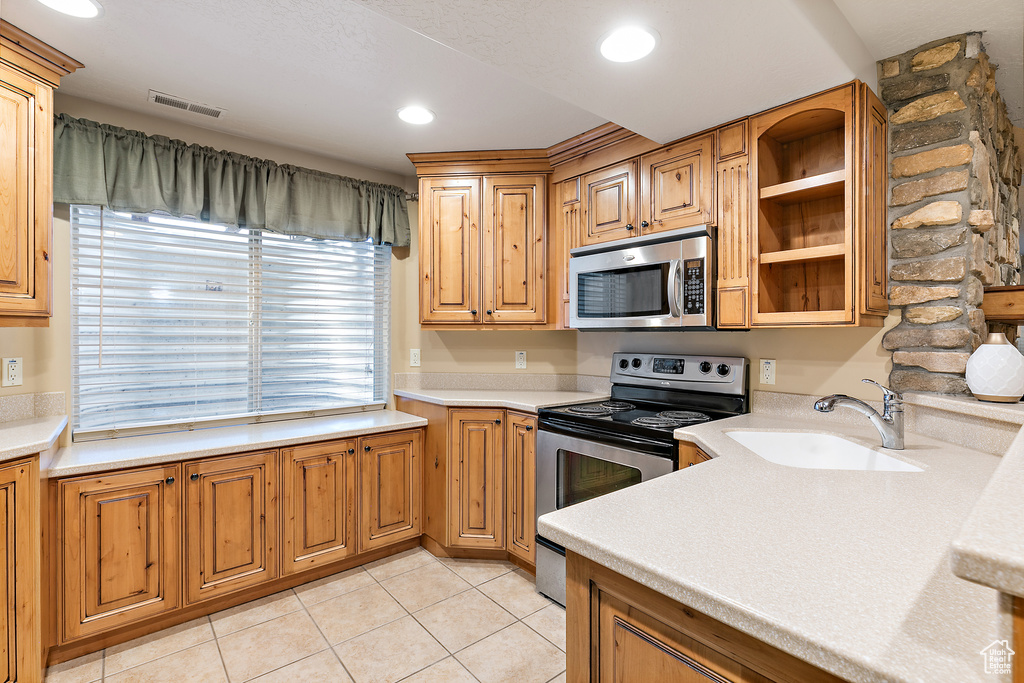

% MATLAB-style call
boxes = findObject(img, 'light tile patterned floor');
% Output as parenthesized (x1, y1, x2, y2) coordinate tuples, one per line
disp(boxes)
(46, 548, 566, 683)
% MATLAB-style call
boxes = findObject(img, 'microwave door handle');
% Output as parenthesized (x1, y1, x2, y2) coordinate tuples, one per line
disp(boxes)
(667, 260, 682, 317)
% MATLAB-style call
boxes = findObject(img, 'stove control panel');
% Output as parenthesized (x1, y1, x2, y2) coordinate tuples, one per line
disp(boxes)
(610, 352, 748, 395)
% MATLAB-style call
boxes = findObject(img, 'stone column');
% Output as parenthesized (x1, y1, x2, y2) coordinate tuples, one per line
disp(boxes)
(879, 33, 1022, 394)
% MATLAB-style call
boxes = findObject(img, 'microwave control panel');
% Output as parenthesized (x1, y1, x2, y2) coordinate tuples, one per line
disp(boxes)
(683, 258, 705, 316)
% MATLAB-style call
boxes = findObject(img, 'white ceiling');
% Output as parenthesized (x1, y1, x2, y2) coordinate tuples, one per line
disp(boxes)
(2, 0, 1021, 177)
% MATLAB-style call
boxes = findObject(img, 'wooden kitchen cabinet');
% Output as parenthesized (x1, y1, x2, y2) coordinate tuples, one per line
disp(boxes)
(715, 129, 751, 329)
(505, 412, 536, 564)
(639, 133, 715, 235)
(557, 178, 580, 329)
(184, 451, 278, 604)
(567, 551, 844, 683)
(750, 82, 887, 327)
(416, 169, 548, 327)
(58, 464, 180, 641)
(0, 457, 40, 680)
(358, 430, 422, 552)
(580, 160, 638, 246)
(0, 23, 81, 326)
(448, 409, 505, 549)
(281, 440, 357, 574)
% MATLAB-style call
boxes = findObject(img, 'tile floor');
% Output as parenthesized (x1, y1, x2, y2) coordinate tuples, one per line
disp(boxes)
(45, 548, 567, 683)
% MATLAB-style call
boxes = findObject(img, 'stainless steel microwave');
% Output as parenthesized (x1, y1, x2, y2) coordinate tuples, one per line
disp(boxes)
(569, 226, 713, 330)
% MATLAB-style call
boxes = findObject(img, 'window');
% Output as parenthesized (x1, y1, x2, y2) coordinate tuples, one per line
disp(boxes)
(71, 205, 390, 438)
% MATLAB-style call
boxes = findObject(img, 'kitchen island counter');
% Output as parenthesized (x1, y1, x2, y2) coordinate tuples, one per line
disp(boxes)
(539, 411, 1008, 682)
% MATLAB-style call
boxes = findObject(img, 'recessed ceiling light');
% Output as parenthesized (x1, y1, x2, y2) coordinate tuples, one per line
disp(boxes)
(397, 106, 435, 125)
(600, 26, 658, 63)
(35, 0, 103, 18)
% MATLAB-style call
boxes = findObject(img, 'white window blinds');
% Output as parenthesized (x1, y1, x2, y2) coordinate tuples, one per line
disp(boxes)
(71, 205, 390, 438)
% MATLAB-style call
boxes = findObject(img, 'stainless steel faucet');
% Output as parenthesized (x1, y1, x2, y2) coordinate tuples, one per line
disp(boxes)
(813, 379, 904, 450)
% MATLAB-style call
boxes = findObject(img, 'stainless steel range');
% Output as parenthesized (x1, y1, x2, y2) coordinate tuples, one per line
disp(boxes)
(535, 352, 749, 604)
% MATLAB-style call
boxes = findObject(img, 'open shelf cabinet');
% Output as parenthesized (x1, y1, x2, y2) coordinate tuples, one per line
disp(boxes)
(750, 82, 888, 326)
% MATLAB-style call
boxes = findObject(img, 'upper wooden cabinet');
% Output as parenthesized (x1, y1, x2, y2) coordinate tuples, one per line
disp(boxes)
(639, 133, 715, 234)
(281, 440, 358, 574)
(715, 121, 752, 329)
(184, 451, 278, 604)
(556, 178, 580, 329)
(580, 160, 638, 246)
(750, 82, 888, 327)
(417, 173, 548, 327)
(0, 23, 81, 326)
(58, 464, 180, 642)
(358, 429, 422, 552)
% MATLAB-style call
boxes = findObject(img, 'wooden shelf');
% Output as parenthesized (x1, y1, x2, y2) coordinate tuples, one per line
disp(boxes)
(981, 286, 1024, 323)
(759, 243, 846, 265)
(760, 170, 845, 204)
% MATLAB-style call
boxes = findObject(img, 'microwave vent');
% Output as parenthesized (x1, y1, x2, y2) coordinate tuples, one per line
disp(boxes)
(148, 90, 226, 119)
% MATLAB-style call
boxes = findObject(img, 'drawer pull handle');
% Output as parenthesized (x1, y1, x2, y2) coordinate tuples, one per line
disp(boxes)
(495, 419, 501, 425)
(348, 448, 355, 454)
(165, 476, 175, 485)
(365, 445, 371, 451)
(526, 425, 533, 431)
(190, 473, 199, 481)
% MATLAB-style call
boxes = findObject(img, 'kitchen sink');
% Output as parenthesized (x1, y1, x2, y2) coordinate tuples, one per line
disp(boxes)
(726, 431, 923, 472)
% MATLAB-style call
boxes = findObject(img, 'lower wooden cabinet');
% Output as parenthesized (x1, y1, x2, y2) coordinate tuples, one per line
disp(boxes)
(281, 440, 357, 574)
(0, 457, 40, 681)
(567, 551, 843, 683)
(449, 409, 505, 549)
(57, 464, 180, 641)
(505, 412, 536, 564)
(359, 430, 422, 552)
(184, 451, 278, 604)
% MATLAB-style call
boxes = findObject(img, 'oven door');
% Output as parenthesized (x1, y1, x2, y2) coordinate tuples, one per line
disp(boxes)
(568, 235, 711, 329)
(535, 429, 675, 604)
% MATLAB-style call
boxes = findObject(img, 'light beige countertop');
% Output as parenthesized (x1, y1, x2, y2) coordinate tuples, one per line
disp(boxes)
(46, 410, 426, 478)
(538, 412, 1009, 683)
(393, 388, 608, 413)
(952, 425, 1024, 598)
(0, 415, 68, 464)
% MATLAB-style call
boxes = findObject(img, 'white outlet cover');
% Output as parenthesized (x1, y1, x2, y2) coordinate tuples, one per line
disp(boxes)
(759, 359, 776, 385)
(2, 357, 23, 387)
(410, 349, 421, 367)
(515, 351, 527, 369)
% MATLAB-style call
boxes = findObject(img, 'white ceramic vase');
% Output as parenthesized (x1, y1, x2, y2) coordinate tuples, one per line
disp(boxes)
(966, 332, 1024, 403)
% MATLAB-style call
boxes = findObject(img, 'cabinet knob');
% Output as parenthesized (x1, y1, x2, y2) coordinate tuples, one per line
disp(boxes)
(626, 224, 635, 230)
(641, 220, 650, 228)
(190, 473, 199, 481)
(348, 448, 355, 454)
(495, 419, 501, 425)
(486, 310, 492, 315)
(365, 445, 371, 451)
(471, 309, 478, 315)
(165, 476, 175, 485)
(526, 425, 533, 431)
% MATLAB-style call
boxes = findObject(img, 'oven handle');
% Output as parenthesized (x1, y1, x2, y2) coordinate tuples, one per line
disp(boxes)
(667, 259, 682, 318)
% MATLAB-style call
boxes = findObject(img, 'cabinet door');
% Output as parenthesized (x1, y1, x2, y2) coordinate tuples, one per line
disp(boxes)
(0, 64, 51, 320)
(597, 590, 773, 682)
(359, 430, 422, 552)
(505, 412, 536, 564)
(184, 451, 277, 604)
(0, 458, 39, 680)
(281, 440, 357, 574)
(580, 160, 638, 246)
(448, 409, 504, 549)
(420, 177, 481, 323)
(558, 179, 580, 329)
(716, 155, 751, 328)
(59, 464, 180, 641)
(858, 82, 889, 318)
(482, 175, 546, 323)
(640, 134, 715, 235)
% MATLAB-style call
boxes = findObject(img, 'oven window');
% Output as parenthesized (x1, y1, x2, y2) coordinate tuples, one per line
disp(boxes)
(577, 263, 669, 318)
(556, 449, 643, 509)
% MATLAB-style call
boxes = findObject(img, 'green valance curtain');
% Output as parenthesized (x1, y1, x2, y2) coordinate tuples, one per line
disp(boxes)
(52, 114, 410, 246)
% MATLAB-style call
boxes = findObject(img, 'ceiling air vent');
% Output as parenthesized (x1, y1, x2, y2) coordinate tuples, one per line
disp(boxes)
(147, 90, 226, 119)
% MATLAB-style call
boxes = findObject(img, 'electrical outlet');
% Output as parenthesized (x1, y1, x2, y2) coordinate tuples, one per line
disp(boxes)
(515, 351, 527, 370)
(2, 358, 22, 387)
(759, 359, 776, 386)
(410, 349, 421, 367)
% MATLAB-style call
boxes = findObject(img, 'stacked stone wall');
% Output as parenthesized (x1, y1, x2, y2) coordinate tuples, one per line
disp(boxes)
(879, 33, 1023, 394)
